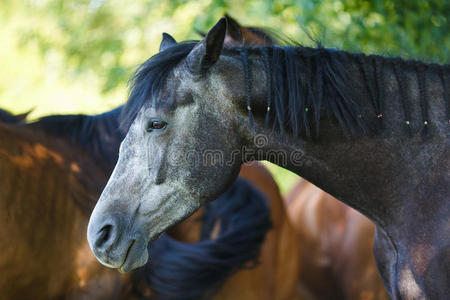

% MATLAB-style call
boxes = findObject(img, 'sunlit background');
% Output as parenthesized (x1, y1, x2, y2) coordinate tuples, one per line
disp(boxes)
(1, 0, 448, 193)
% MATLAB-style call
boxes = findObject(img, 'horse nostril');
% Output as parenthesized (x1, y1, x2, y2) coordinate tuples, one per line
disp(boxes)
(95, 224, 114, 249)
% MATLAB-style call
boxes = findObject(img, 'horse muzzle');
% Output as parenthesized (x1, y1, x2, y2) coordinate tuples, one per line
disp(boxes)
(87, 211, 149, 272)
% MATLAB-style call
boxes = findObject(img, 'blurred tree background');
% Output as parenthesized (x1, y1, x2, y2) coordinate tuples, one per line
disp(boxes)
(1, 0, 448, 193)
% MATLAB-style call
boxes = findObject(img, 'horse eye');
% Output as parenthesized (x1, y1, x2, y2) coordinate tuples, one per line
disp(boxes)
(146, 120, 167, 132)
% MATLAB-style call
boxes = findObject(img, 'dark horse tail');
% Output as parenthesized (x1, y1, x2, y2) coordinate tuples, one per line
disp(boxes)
(132, 178, 272, 300)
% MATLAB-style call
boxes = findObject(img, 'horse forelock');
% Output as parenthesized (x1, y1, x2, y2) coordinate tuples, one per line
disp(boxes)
(121, 42, 198, 133)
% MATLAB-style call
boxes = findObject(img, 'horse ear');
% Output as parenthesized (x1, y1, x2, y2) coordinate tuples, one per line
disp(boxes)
(159, 33, 177, 52)
(186, 17, 227, 74)
(16, 109, 33, 121)
(224, 14, 243, 44)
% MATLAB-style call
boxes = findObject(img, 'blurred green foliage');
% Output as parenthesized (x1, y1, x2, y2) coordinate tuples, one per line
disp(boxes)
(0, 0, 448, 193)
(2, 0, 448, 96)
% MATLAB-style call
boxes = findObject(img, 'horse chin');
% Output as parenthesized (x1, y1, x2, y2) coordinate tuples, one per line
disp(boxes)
(116, 212, 183, 273)
(117, 237, 149, 273)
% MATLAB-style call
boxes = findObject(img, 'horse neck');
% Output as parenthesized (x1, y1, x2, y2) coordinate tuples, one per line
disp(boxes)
(247, 50, 449, 228)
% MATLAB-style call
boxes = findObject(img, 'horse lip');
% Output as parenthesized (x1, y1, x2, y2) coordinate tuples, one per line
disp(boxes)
(118, 239, 135, 273)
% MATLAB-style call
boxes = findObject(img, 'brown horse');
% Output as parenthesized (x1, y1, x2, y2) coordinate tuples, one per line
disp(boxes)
(0, 108, 302, 299)
(0, 117, 128, 299)
(286, 180, 390, 300)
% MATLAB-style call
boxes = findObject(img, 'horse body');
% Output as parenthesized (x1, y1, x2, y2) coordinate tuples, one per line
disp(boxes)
(87, 17, 449, 299)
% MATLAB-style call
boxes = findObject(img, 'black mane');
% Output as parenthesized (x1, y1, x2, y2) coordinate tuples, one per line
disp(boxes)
(132, 178, 272, 300)
(29, 106, 124, 169)
(122, 38, 449, 137)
